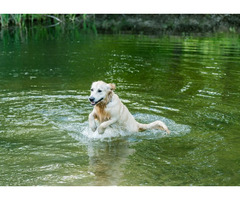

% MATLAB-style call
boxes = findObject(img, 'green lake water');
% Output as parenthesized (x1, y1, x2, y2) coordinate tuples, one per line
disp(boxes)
(0, 27, 240, 186)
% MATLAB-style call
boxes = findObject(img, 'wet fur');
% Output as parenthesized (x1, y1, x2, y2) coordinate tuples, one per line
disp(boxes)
(88, 81, 170, 134)
(94, 92, 112, 123)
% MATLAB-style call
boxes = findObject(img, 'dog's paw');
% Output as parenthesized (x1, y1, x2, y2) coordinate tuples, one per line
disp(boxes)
(157, 121, 170, 134)
(97, 126, 105, 134)
(89, 122, 97, 132)
(165, 127, 170, 134)
(90, 126, 97, 132)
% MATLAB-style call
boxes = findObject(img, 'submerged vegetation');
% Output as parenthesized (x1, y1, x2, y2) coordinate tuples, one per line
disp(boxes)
(1, 14, 240, 34)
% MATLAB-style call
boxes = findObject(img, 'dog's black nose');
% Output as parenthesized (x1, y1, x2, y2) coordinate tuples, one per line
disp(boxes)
(89, 97, 95, 102)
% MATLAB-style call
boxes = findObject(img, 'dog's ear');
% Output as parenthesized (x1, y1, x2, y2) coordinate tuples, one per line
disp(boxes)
(108, 83, 116, 91)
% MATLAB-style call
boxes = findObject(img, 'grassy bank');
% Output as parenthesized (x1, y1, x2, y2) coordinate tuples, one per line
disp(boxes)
(1, 14, 240, 34)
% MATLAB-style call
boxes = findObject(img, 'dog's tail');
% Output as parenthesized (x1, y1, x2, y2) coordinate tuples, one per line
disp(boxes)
(137, 120, 170, 134)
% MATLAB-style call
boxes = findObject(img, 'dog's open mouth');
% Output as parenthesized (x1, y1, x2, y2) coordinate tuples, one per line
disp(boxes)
(90, 97, 104, 106)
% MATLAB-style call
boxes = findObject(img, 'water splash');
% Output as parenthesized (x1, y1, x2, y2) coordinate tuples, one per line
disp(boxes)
(62, 121, 134, 143)
(64, 113, 191, 143)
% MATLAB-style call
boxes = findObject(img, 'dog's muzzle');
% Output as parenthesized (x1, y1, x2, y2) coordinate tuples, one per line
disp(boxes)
(89, 97, 104, 106)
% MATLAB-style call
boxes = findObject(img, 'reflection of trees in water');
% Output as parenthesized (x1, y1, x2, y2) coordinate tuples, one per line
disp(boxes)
(86, 140, 135, 186)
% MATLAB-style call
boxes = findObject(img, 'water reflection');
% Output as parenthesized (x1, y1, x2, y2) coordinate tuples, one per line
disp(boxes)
(86, 140, 135, 185)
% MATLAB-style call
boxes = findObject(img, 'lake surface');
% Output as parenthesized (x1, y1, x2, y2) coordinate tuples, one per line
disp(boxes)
(0, 27, 240, 186)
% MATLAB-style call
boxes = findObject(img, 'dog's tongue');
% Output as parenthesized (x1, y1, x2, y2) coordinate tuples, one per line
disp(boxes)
(91, 102, 95, 105)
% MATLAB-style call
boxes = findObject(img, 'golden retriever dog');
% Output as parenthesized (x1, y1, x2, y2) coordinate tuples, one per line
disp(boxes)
(88, 81, 170, 134)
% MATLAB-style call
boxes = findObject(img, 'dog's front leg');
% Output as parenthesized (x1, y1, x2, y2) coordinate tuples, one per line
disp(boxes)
(98, 118, 118, 134)
(88, 111, 97, 132)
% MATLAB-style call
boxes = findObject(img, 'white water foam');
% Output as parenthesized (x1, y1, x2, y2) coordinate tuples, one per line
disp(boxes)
(62, 121, 134, 143)
(60, 113, 191, 143)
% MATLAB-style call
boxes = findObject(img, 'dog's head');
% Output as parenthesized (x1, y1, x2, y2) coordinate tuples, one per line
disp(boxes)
(89, 81, 116, 106)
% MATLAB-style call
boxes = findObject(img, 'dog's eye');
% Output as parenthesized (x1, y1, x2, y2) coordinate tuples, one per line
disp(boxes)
(98, 89, 102, 93)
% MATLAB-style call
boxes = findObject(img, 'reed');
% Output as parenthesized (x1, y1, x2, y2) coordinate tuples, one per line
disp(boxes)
(0, 14, 25, 27)
(83, 14, 87, 30)
(0, 14, 97, 33)
(12, 14, 22, 26)
(69, 14, 76, 22)
(0, 14, 55, 27)
(0, 14, 10, 27)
